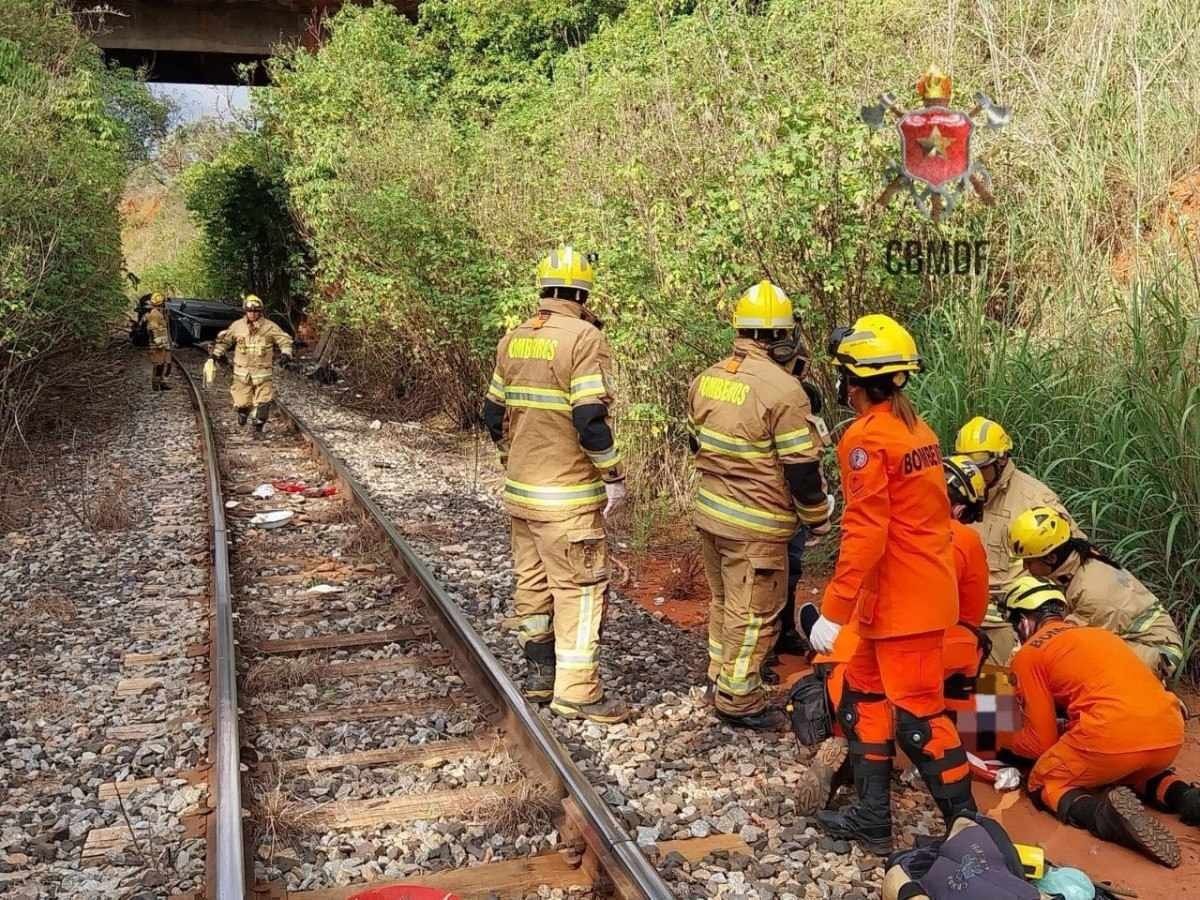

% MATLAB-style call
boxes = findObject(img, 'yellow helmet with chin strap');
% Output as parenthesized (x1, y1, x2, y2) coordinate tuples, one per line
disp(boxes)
(732, 280, 794, 330)
(943, 454, 986, 505)
(1002, 574, 1067, 616)
(1008, 506, 1071, 559)
(955, 416, 1013, 463)
(149, 292, 166, 307)
(827, 314, 922, 383)
(243, 294, 264, 312)
(536, 245, 594, 292)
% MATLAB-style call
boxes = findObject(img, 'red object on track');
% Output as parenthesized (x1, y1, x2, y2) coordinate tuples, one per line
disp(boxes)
(347, 887, 460, 900)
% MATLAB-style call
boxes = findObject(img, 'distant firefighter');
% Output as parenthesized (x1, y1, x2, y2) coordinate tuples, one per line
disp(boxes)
(146, 292, 172, 392)
(209, 295, 293, 439)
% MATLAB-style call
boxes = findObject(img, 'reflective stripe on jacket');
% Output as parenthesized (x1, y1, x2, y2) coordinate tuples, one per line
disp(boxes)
(488, 298, 621, 522)
(687, 338, 827, 542)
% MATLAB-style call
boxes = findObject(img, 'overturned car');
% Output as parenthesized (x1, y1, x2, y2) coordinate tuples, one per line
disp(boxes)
(129, 295, 292, 347)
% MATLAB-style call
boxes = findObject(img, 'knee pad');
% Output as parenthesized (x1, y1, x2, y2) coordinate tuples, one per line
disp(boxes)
(837, 687, 894, 759)
(895, 707, 934, 760)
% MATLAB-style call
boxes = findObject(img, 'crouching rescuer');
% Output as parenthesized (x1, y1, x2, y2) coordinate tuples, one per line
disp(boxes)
(481, 246, 629, 725)
(999, 576, 1200, 867)
(209, 295, 293, 439)
(687, 280, 833, 730)
(812, 315, 974, 854)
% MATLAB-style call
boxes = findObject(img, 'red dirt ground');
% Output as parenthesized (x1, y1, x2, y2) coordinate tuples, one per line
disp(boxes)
(624, 539, 1200, 897)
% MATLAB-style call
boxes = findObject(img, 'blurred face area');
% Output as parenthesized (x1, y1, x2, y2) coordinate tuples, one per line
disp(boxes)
(246, 309, 262, 323)
(1016, 612, 1039, 644)
(968, 453, 1008, 489)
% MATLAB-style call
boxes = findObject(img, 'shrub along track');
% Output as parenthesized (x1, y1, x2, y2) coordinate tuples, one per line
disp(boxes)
(175, 353, 676, 898)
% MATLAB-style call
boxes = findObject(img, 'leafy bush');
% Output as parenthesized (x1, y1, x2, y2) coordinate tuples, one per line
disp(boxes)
(0, 0, 166, 455)
(184, 135, 310, 325)
(239, 0, 1199, 665)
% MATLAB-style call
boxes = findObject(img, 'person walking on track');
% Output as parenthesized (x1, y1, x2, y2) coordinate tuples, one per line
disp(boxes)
(812, 314, 974, 853)
(999, 576, 1198, 867)
(687, 280, 833, 730)
(1008, 506, 1183, 678)
(146, 292, 173, 392)
(953, 416, 1084, 665)
(209, 295, 293, 440)
(481, 246, 629, 725)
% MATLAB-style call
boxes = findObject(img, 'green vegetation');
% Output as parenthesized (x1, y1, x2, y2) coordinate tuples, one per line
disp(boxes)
(0, 0, 166, 453)
(176, 1, 1198, 667)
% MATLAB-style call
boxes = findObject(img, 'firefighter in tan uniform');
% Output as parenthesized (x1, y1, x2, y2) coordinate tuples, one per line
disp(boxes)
(146, 292, 172, 392)
(481, 246, 629, 725)
(210, 295, 293, 439)
(1009, 506, 1183, 678)
(687, 281, 833, 730)
(954, 416, 1084, 664)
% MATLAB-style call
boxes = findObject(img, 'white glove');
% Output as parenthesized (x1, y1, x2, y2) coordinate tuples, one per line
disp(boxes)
(808, 615, 842, 654)
(809, 493, 836, 536)
(602, 480, 627, 518)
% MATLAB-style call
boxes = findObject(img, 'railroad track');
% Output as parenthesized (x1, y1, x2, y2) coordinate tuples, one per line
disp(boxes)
(175, 354, 672, 900)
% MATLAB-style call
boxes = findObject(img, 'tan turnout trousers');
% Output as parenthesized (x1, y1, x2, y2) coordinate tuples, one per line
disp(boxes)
(512, 510, 608, 707)
(230, 375, 276, 411)
(700, 532, 787, 716)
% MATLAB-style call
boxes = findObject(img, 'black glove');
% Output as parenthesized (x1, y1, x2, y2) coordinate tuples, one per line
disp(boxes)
(279, 353, 293, 370)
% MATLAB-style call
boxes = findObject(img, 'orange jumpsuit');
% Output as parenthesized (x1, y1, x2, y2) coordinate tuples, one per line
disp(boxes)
(1008, 620, 1184, 813)
(818, 518, 990, 719)
(821, 402, 969, 789)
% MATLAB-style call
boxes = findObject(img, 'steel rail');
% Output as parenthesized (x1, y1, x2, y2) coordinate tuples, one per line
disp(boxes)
(277, 399, 672, 900)
(176, 357, 247, 900)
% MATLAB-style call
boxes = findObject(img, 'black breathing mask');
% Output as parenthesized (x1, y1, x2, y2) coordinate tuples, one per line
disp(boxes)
(767, 319, 809, 371)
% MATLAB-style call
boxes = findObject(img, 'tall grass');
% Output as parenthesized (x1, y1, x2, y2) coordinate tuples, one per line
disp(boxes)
(913, 271, 1200, 672)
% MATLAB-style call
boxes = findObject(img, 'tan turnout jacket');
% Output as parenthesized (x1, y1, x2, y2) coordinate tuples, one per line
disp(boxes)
(974, 463, 1084, 596)
(146, 307, 169, 350)
(487, 298, 622, 522)
(1053, 553, 1183, 676)
(687, 338, 827, 542)
(212, 317, 292, 384)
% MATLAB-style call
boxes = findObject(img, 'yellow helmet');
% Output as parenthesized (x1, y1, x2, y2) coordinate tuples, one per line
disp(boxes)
(955, 416, 1013, 463)
(1002, 575, 1067, 615)
(827, 314, 922, 378)
(943, 454, 986, 505)
(243, 294, 264, 312)
(1008, 506, 1071, 559)
(732, 280, 794, 330)
(149, 292, 166, 307)
(536, 245, 594, 292)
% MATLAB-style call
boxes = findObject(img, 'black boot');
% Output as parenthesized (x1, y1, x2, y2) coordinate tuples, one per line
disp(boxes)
(1176, 786, 1200, 826)
(716, 706, 786, 731)
(151, 365, 162, 391)
(237, 408, 250, 427)
(522, 639, 555, 702)
(895, 708, 977, 828)
(157, 364, 172, 390)
(253, 400, 272, 438)
(816, 756, 893, 854)
(1064, 787, 1180, 868)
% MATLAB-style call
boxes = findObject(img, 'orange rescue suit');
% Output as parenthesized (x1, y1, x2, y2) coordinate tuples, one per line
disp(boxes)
(1007, 620, 1184, 811)
(818, 518, 990, 714)
(821, 404, 957, 636)
(821, 401, 966, 785)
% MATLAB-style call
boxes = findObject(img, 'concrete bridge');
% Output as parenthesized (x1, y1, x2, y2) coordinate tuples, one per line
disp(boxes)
(81, 1, 418, 84)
